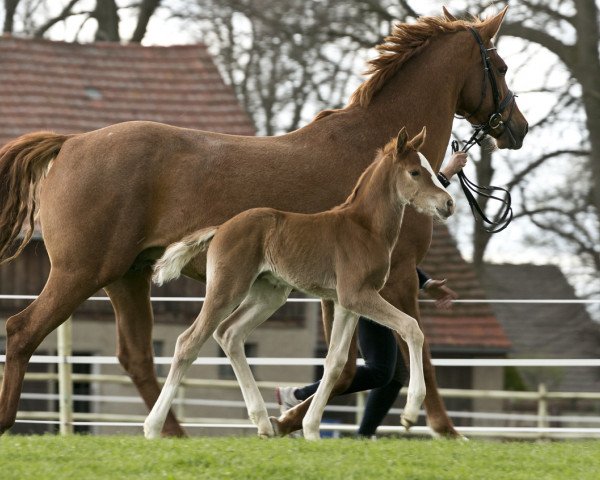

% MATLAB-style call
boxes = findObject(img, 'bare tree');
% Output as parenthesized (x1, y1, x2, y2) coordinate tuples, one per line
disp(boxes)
(173, 0, 412, 134)
(2, 0, 162, 43)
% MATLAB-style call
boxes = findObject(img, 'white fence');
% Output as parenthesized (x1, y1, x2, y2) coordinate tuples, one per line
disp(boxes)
(1, 294, 599, 439)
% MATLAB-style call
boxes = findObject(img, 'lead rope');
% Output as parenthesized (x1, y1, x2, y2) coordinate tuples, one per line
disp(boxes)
(452, 139, 513, 234)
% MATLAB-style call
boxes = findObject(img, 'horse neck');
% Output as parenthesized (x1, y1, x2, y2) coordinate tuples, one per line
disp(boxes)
(343, 155, 407, 248)
(297, 34, 467, 173)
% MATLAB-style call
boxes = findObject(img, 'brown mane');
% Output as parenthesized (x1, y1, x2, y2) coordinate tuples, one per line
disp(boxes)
(314, 14, 494, 121)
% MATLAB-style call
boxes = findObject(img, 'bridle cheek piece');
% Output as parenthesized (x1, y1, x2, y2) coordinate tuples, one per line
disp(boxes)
(453, 27, 515, 234)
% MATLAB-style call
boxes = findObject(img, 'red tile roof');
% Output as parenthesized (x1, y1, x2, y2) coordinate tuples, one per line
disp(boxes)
(0, 36, 255, 145)
(419, 224, 510, 353)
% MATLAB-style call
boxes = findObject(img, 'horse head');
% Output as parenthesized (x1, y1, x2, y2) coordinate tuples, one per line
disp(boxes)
(393, 126, 455, 220)
(451, 6, 529, 149)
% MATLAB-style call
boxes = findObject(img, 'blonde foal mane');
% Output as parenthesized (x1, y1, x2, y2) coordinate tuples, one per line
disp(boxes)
(314, 14, 496, 121)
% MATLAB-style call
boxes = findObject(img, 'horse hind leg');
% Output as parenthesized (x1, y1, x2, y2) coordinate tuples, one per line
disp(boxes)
(0, 268, 103, 434)
(104, 267, 185, 437)
(213, 278, 291, 438)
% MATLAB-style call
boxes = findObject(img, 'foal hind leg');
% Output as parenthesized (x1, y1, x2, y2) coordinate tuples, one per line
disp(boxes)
(104, 267, 185, 437)
(302, 304, 359, 440)
(0, 268, 102, 434)
(213, 278, 291, 438)
(144, 276, 251, 439)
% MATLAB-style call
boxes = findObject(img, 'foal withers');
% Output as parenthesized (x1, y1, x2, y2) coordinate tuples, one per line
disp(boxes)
(144, 127, 454, 440)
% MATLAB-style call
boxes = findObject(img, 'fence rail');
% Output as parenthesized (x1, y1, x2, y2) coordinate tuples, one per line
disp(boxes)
(1, 294, 599, 439)
(2, 351, 600, 439)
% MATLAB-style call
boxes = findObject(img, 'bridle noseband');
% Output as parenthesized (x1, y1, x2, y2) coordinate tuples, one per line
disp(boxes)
(453, 27, 515, 234)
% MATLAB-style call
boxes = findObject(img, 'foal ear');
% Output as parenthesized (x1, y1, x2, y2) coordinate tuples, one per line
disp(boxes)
(396, 127, 409, 154)
(442, 6, 457, 21)
(479, 5, 508, 41)
(409, 126, 427, 151)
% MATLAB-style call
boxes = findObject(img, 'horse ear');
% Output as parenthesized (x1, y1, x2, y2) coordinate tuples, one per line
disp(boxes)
(479, 5, 509, 40)
(442, 6, 457, 21)
(409, 126, 427, 151)
(396, 127, 409, 154)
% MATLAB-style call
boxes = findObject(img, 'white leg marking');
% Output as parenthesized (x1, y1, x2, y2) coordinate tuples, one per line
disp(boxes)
(214, 279, 291, 438)
(302, 305, 359, 440)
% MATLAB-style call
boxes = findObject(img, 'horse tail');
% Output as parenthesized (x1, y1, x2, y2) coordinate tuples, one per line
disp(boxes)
(152, 227, 218, 286)
(0, 131, 73, 265)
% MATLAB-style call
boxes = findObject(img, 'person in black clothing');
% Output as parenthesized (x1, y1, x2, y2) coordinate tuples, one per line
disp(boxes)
(276, 151, 467, 437)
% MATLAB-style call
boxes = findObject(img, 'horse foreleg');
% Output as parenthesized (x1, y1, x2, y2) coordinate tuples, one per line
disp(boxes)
(213, 279, 291, 438)
(271, 299, 358, 436)
(302, 304, 358, 440)
(0, 268, 101, 434)
(104, 268, 185, 438)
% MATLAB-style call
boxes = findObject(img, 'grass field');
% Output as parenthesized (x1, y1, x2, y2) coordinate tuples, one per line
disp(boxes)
(1, 435, 599, 480)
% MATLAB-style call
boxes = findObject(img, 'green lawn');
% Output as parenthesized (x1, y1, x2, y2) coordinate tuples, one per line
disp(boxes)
(0, 436, 598, 480)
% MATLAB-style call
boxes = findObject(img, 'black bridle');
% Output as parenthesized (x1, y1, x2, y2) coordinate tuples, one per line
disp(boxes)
(453, 27, 515, 234)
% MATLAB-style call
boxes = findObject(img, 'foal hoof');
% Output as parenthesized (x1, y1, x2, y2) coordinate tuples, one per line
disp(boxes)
(400, 415, 415, 431)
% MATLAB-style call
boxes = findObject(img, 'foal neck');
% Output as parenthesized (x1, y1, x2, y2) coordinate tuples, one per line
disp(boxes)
(340, 154, 407, 247)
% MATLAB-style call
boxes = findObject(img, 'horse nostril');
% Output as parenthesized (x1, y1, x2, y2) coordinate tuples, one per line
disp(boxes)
(523, 123, 529, 136)
(446, 199, 454, 209)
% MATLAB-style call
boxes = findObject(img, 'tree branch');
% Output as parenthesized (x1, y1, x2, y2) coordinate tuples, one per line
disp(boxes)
(33, 0, 81, 38)
(130, 0, 161, 43)
(501, 22, 576, 68)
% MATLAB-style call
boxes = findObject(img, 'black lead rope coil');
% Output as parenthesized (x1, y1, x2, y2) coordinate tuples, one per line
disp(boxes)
(452, 139, 513, 234)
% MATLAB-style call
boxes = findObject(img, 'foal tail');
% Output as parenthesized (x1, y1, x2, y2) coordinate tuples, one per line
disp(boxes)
(152, 227, 218, 286)
(0, 131, 73, 265)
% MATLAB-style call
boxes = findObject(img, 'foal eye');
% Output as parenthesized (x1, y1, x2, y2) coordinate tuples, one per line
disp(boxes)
(410, 170, 420, 177)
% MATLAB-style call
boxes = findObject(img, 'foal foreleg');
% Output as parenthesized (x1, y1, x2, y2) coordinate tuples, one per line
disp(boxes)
(213, 279, 291, 438)
(341, 290, 425, 429)
(302, 305, 358, 440)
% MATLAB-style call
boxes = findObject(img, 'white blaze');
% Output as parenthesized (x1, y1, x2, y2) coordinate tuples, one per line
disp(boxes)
(418, 152, 447, 191)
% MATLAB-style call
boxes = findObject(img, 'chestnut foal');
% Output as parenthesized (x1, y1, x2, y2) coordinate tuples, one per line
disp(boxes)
(144, 127, 454, 440)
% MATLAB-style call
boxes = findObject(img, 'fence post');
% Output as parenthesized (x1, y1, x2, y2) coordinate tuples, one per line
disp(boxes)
(537, 382, 548, 439)
(58, 317, 73, 435)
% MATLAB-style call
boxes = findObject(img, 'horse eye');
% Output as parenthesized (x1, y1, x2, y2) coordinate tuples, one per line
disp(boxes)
(410, 170, 420, 177)
(499, 65, 508, 76)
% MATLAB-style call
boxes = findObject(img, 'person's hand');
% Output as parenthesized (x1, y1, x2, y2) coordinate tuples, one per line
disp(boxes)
(440, 152, 468, 180)
(423, 278, 458, 310)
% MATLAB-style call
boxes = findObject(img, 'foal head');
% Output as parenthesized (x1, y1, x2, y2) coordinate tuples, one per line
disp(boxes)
(389, 127, 454, 220)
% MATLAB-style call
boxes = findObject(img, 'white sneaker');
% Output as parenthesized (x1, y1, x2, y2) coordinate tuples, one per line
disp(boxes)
(275, 386, 301, 413)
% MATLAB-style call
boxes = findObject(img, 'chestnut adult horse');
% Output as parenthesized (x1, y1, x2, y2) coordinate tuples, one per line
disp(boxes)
(0, 7, 527, 437)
